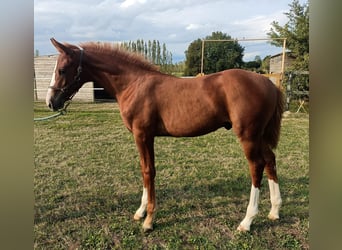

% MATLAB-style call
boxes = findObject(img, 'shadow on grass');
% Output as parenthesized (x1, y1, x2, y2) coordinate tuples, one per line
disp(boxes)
(35, 174, 308, 234)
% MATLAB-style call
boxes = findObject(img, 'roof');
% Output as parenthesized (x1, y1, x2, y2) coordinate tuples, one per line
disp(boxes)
(270, 52, 296, 59)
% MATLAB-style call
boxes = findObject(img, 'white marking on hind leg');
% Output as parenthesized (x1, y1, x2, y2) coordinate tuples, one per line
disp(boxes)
(268, 179, 282, 220)
(238, 185, 260, 231)
(134, 187, 147, 220)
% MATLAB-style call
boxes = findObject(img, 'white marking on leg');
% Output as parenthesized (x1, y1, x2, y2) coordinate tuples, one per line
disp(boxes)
(46, 61, 57, 106)
(134, 187, 148, 220)
(238, 185, 260, 231)
(268, 179, 282, 220)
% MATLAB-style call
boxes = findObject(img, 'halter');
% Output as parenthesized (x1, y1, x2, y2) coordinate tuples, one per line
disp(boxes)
(49, 46, 84, 100)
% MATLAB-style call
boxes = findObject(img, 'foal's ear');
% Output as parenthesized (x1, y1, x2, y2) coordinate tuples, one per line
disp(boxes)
(50, 38, 74, 56)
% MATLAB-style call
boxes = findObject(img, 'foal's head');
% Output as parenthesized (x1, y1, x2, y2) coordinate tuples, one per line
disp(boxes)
(46, 38, 85, 111)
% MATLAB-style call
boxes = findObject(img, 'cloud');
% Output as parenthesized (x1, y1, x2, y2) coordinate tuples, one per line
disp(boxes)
(186, 24, 201, 30)
(120, 0, 147, 9)
(231, 11, 288, 38)
(34, 0, 297, 61)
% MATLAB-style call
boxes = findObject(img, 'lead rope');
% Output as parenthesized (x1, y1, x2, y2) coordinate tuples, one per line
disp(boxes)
(34, 101, 71, 121)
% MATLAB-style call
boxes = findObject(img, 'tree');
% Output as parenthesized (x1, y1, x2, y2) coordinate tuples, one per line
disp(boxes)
(162, 43, 167, 65)
(148, 40, 152, 61)
(242, 55, 271, 73)
(261, 55, 271, 74)
(267, 0, 309, 71)
(121, 39, 173, 74)
(243, 61, 261, 72)
(184, 38, 202, 76)
(184, 31, 244, 75)
(152, 40, 157, 64)
(156, 41, 161, 65)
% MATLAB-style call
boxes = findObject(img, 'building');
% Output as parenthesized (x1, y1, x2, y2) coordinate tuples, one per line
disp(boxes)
(269, 52, 295, 73)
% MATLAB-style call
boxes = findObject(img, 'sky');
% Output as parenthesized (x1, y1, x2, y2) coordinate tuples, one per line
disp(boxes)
(34, 0, 306, 62)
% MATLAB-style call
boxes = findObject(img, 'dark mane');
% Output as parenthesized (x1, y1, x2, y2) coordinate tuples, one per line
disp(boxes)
(78, 42, 159, 72)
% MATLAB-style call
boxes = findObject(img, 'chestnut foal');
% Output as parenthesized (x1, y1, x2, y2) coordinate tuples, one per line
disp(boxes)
(46, 38, 284, 232)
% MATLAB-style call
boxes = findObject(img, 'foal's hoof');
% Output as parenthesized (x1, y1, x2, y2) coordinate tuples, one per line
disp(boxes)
(142, 219, 154, 233)
(268, 213, 280, 221)
(133, 213, 143, 221)
(237, 224, 250, 232)
(143, 225, 153, 234)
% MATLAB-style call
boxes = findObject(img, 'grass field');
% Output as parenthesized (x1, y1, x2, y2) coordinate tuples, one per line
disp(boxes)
(34, 102, 309, 249)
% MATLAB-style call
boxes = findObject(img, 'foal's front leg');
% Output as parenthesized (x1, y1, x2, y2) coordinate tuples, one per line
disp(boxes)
(133, 132, 156, 232)
(134, 187, 148, 220)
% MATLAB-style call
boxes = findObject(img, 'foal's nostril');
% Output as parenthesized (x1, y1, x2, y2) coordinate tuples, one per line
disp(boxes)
(48, 101, 53, 110)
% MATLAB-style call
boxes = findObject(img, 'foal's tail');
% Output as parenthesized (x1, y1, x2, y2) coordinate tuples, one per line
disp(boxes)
(264, 87, 285, 149)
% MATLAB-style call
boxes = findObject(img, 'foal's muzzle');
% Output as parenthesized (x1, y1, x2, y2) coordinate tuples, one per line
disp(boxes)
(46, 89, 68, 111)
(48, 98, 65, 111)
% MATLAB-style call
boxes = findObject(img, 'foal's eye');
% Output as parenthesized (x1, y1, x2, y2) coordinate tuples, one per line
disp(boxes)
(58, 68, 66, 75)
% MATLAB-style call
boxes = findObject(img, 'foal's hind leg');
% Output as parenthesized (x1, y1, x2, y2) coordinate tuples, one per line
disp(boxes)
(237, 138, 265, 231)
(263, 145, 282, 220)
